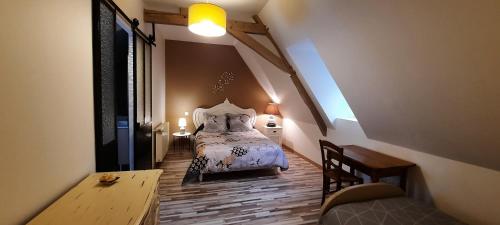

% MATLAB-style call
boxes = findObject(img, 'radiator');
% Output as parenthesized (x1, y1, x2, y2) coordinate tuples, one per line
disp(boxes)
(154, 122, 169, 163)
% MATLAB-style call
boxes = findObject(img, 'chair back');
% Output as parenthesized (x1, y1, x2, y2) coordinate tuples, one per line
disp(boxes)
(319, 140, 344, 172)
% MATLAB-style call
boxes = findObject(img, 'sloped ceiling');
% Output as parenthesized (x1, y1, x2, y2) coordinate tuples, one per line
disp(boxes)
(259, 0, 500, 170)
(234, 41, 319, 126)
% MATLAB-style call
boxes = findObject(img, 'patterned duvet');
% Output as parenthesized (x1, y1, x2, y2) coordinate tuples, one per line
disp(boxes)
(182, 129, 289, 184)
(320, 197, 465, 225)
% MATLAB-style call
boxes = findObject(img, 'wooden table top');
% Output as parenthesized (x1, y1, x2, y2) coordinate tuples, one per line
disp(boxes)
(28, 169, 163, 225)
(340, 145, 416, 170)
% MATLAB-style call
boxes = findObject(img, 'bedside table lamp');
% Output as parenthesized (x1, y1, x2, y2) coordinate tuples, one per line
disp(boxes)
(264, 103, 280, 127)
(178, 117, 187, 134)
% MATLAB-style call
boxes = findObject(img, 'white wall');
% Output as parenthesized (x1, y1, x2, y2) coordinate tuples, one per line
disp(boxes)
(145, 25, 166, 127)
(0, 1, 159, 224)
(261, 0, 500, 171)
(255, 1, 500, 224)
(0, 1, 95, 224)
(143, 4, 169, 131)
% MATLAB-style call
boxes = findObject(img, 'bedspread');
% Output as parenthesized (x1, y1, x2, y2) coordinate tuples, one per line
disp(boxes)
(182, 129, 288, 184)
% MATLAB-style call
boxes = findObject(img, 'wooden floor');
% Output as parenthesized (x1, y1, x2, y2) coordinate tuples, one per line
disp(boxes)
(157, 149, 323, 225)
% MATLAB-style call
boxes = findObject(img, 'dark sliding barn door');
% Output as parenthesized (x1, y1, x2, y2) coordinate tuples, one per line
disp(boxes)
(92, 0, 154, 172)
(133, 28, 154, 170)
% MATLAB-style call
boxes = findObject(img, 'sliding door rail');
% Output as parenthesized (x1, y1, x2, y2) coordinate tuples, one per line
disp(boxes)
(101, 0, 155, 46)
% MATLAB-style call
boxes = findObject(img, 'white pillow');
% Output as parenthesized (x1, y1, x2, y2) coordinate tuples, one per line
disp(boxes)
(227, 113, 252, 132)
(203, 113, 227, 133)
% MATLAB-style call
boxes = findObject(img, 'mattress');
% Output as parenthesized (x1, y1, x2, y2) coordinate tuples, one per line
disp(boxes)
(182, 129, 289, 184)
(320, 196, 465, 225)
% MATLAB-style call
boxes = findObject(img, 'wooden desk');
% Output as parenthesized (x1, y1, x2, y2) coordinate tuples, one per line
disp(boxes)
(28, 169, 163, 225)
(340, 145, 416, 190)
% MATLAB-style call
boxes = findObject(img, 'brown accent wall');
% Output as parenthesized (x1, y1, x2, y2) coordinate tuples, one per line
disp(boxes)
(165, 40, 271, 135)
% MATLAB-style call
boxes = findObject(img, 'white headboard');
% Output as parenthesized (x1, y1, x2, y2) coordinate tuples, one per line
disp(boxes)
(193, 99, 257, 128)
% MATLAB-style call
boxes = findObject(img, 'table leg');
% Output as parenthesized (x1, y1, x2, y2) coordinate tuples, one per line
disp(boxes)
(321, 175, 330, 205)
(400, 170, 408, 191)
(349, 167, 355, 186)
(182, 138, 187, 151)
(182, 137, 185, 151)
(371, 175, 380, 183)
(184, 137, 187, 151)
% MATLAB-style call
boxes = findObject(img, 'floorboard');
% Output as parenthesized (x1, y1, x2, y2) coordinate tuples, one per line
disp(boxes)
(157, 149, 322, 225)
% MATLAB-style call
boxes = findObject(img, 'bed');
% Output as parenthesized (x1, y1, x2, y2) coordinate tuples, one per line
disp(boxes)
(319, 183, 465, 225)
(182, 99, 289, 184)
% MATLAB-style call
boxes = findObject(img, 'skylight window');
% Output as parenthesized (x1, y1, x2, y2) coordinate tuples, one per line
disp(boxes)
(287, 39, 357, 122)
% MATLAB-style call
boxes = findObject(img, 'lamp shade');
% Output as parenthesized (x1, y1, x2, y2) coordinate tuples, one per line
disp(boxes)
(178, 117, 187, 127)
(188, 3, 226, 37)
(264, 103, 280, 116)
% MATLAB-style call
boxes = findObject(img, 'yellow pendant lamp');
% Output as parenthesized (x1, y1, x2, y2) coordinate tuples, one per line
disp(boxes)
(188, 3, 226, 37)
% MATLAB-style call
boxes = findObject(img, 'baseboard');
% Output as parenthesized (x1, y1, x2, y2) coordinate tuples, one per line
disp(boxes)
(283, 144, 322, 170)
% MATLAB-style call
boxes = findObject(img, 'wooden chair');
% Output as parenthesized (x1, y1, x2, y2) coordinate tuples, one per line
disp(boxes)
(319, 140, 363, 205)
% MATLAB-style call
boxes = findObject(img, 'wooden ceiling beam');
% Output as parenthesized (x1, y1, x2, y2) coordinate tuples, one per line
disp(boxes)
(289, 71, 328, 136)
(144, 9, 268, 35)
(144, 10, 187, 26)
(227, 21, 267, 35)
(227, 28, 289, 72)
(179, 8, 188, 17)
(252, 15, 328, 136)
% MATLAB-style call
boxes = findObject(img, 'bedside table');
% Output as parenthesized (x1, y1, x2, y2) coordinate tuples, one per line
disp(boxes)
(262, 126, 282, 146)
(172, 132, 191, 152)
